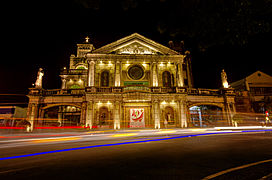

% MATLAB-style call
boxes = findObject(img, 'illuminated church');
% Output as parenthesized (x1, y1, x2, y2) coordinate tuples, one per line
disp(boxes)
(27, 33, 236, 131)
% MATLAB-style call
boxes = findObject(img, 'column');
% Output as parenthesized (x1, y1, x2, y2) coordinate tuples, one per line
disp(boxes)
(152, 62, 158, 87)
(114, 101, 121, 129)
(186, 58, 193, 88)
(61, 77, 67, 89)
(85, 101, 94, 129)
(58, 106, 62, 127)
(177, 62, 184, 87)
(27, 103, 38, 132)
(179, 100, 188, 128)
(88, 60, 95, 87)
(80, 102, 87, 125)
(114, 61, 121, 86)
(154, 100, 160, 129)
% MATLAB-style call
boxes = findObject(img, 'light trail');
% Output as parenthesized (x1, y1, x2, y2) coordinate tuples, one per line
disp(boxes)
(111, 133, 138, 137)
(31, 137, 81, 143)
(1, 129, 272, 161)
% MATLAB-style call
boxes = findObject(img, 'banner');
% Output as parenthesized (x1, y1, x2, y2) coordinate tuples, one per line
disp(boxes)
(130, 109, 145, 128)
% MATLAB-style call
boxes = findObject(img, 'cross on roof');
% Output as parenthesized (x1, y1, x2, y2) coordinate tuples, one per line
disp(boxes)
(85, 36, 90, 43)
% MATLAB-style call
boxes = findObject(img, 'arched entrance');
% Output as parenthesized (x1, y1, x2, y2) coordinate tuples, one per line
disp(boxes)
(161, 106, 176, 128)
(189, 105, 224, 127)
(43, 105, 81, 127)
(97, 106, 112, 128)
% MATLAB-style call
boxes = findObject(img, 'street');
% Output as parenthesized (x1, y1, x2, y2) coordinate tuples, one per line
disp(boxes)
(0, 129, 272, 179)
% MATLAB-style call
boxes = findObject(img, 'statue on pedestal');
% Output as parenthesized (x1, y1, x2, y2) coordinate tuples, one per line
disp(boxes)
(35, 68, 44, 88)
(221, 69, 230, 88)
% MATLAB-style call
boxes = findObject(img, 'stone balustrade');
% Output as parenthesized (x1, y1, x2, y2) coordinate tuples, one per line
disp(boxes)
(29, 87, 235, 96)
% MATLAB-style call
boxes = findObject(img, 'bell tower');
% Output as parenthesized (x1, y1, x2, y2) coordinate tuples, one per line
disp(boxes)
(77, 36, 94, 57)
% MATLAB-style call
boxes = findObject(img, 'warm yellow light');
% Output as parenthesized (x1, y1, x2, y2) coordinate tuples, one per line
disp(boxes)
(78, 79, 82, 83)
(161, 101, 167, 105)
(31, 137, 81, 143)
(170, 100, 175, 104)
(107, 101, 111, 105)
(223, 82, 229, 88)
(108, 61, 112, 65)
(97, 101, 102, 105)
(159, 62, 164, 66)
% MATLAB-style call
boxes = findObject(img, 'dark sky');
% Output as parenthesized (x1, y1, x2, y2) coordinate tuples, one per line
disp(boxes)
(1, 0, 271, 95)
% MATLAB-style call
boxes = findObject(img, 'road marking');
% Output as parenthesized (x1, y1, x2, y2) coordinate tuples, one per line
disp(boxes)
(202, 159, 272, 180)
(31, 137, 81, 143)
(259, 173, 272, 180)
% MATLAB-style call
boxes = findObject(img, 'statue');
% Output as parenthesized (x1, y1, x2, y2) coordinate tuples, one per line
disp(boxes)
(35, 68, 44, 88)
(221, 69, 230, 88)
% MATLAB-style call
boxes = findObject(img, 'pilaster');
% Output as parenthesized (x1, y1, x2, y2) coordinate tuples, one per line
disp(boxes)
(179, 100, 188, 128)
(154, 100, 160, 129)
(88, 60, 96, 87)
(114, 60, 121, 86)
(114, 101, 121, 129)
(152, 62, 158, 87)
(85, 101, 94, 129)
(177, 62, 184, 87)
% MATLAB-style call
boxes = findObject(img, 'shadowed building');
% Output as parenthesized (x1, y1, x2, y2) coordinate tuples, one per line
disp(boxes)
(27, 33, 235, 130)
(231, 71, 272, 114)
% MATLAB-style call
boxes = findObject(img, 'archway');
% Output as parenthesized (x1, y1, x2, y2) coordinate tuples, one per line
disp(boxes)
(189, 104, 223, 127)
(161, 106, 175, 128)
(97, 106, 112, 128)
(43, 105, 81, 127)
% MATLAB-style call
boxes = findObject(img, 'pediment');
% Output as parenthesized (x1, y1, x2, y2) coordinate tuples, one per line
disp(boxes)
(246, 71, 272, 84)
(92, 33, 179, 55)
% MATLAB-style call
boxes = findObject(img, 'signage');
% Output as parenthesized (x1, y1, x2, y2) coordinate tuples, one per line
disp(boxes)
(130, 109, 145, 128)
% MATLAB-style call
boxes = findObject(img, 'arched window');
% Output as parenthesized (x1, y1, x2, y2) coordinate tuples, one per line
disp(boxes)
(162, 71, 172, 87)
(101, 71, 110, 87)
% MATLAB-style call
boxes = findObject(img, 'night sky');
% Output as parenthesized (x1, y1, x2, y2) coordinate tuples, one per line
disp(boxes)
(1, 0, 271, 96)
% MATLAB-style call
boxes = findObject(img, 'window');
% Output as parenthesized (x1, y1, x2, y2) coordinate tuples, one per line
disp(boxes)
(101, 71, 110, 87)
(128, 65, 144, 80)
(162, 71, 172, 87)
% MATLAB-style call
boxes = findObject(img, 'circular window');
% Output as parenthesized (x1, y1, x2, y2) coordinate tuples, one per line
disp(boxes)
(128, 65, 144, 80)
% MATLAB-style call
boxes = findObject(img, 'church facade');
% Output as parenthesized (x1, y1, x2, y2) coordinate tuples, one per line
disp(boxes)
(27, 33, 236, 130)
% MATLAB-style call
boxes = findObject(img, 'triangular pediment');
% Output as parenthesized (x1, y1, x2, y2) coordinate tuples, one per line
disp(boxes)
(92, 33, 179, 55)
(246, 71, 272, 84)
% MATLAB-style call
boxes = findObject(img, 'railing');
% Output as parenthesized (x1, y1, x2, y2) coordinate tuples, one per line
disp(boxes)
(29, 87, 235, 96)
(29, 88, 85, 96)
(123, 86, 150, 93)
(60, 69, 88, 75)
(96, 87, 112, 93)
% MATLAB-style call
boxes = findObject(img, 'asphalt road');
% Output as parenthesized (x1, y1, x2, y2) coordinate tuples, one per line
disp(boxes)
(0, 130, 272, 180)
